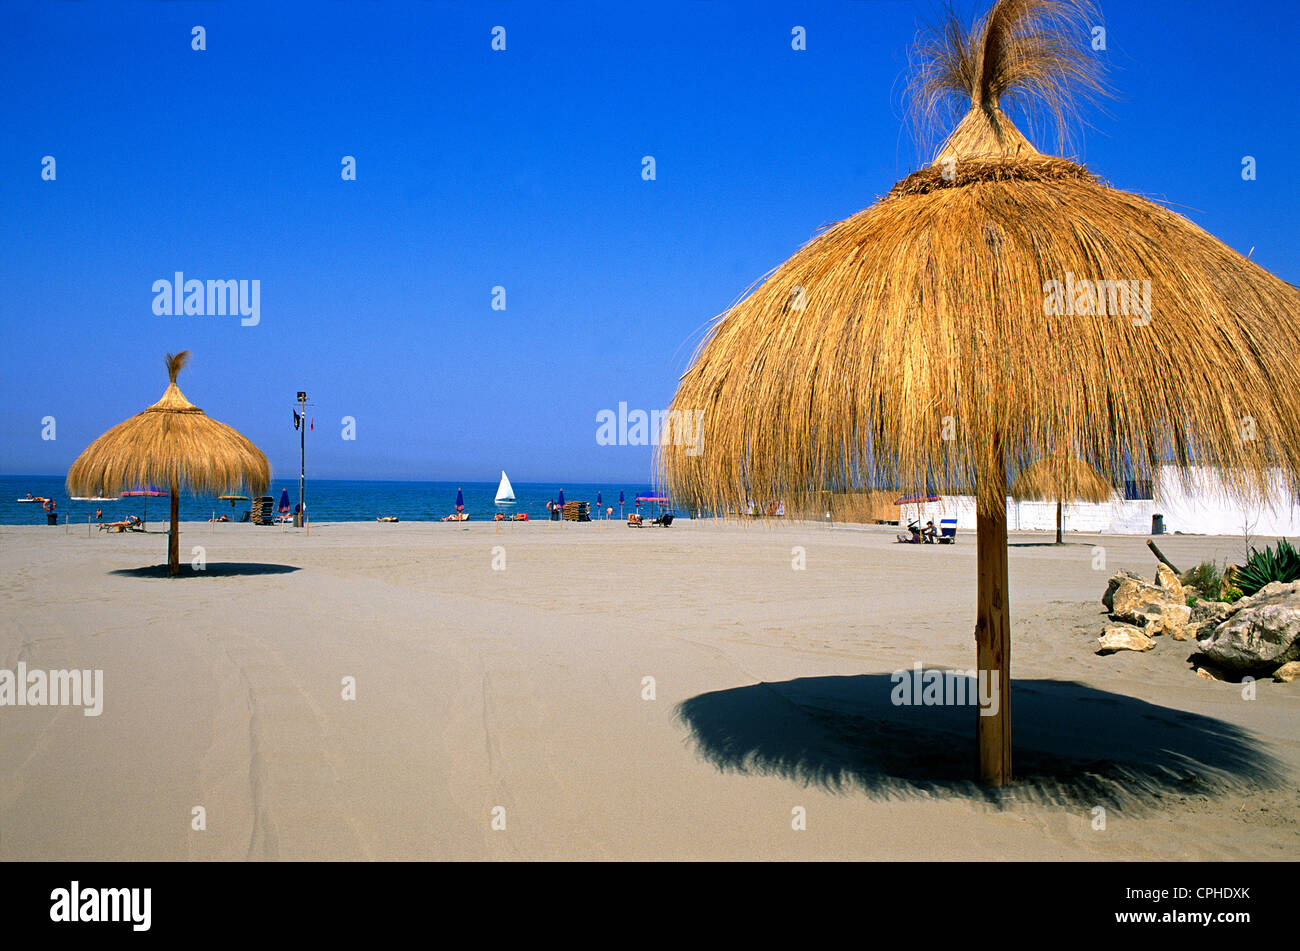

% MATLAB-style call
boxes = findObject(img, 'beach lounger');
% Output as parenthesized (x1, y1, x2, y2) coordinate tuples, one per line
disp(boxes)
(937, 518, 958, 544)
(650, 514, 674, 527)
(627, 513, 644, 527)
(99, 521, 130, 533)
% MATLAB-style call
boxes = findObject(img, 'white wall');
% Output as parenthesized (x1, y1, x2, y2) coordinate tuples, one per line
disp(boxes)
(903, 496, 1152, 535)
(893, 467, 1298, 538)
(1155, 467, 1300, 537)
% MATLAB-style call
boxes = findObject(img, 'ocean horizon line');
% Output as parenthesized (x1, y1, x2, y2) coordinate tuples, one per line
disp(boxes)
(1, 474, 656, 487)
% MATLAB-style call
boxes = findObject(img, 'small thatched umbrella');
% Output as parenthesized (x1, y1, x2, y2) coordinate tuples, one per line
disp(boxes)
(659, 0, 1300, 785)
(1010, 451, 1112, 543)
(68, 352, 270, 576)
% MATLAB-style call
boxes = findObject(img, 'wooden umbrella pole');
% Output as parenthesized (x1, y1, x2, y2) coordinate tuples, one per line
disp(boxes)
(168, 479, 180, 577)
(1055, 499, 1063, 545)
(975, 454, 1012, 786)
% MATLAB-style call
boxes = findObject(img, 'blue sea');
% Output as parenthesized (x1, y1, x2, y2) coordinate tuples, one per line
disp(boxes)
(0, 476, 669, 526)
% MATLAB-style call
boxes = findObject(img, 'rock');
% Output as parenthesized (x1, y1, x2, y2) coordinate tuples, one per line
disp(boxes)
(1114, 594, 1191, 636)
(1190, 599, 1235, 623)
(1110, 577, 1176, 627)
(1193, 661, 1228, 681)
(1102, 570, 1144, 612)
(1097, 625, 1155, 654)
(1195, 581, 1300, 675)
(1220, 565, 1242, 598)
(1155, 563, 1185, 601)
(1273, 661, 1300, 683)
(1160, 603, 1193, 639)
(1239, 580, 1300, 606)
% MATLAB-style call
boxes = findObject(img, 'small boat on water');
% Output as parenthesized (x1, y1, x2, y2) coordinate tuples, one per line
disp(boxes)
(16, 496, 47, 503)
(495, 470, 515, 504)
(72, 497, 116, 501)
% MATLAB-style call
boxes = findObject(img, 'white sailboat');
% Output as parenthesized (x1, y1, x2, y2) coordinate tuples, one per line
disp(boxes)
(494, 470, 516, 503)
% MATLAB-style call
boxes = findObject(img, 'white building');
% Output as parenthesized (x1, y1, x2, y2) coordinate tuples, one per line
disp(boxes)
(902, 466, 1300, 537)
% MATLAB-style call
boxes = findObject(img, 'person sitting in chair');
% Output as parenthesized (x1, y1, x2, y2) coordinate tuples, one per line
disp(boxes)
(922, 520, 938, 543)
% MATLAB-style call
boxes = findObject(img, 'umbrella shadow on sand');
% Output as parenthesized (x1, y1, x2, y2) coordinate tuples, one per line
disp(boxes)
(110, 563, 300, 579)
(675, 673, 1283, 811)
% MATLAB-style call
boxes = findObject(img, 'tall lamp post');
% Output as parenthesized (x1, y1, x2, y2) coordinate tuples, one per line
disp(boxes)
(295, 390, 307, 528)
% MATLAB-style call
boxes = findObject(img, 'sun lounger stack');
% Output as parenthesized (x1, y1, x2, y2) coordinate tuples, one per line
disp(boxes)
(250, 496, 275, 525)
(562, 500, 591, 522)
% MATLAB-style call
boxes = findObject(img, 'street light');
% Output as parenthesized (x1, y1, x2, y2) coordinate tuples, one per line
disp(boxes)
(295, 391, 307, 527)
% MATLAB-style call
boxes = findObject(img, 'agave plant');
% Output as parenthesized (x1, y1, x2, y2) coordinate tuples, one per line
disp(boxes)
(1235, 539, 1300, 597)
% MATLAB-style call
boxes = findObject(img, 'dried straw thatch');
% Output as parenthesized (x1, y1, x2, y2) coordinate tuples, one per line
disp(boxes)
(1011, 450, 1112, 543)
(67, 351, 270, 575)
(1009, 451, 1112, 504)
(659, 0, 1300, 518)
(657, 0, 1300, 785)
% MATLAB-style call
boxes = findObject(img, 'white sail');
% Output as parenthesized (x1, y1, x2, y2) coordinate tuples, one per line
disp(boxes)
(495, 470, 515, 503)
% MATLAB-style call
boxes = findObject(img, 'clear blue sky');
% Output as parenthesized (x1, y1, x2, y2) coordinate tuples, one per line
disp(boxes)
(2, 0, 1297, 484)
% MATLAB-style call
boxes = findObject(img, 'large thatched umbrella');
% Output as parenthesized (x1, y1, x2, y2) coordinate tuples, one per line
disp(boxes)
(68, 352, 270, 576)
(1010, 451, 1112, 543)
(658, 0, 1300, 785)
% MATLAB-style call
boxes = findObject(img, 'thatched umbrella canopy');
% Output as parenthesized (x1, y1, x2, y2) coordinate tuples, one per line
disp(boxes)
(67, 352, 270, 576)
(658, 0, 1300, 785)
(1010, 451, 1113, 543)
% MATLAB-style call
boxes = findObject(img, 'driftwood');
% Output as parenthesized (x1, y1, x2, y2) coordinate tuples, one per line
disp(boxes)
(1146, 538, 1180, 575)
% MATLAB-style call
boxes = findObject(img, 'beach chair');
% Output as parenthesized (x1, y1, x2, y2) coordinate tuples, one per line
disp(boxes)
(937, 518, 958, 544)
(650, 513, 674, 527)
(98, 520, 130, 533)
(627, 513, 644, 527)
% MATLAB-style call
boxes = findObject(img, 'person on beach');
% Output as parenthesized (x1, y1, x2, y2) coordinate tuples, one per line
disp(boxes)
(95, 508, 103, 520)
(922, 520, 938, 543)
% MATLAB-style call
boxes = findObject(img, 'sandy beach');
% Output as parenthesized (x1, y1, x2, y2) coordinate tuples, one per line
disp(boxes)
(1, 519, 1295, 861)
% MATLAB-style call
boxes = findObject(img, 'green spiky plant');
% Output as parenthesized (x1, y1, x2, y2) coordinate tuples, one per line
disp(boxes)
(1234, 539, 1300, 597)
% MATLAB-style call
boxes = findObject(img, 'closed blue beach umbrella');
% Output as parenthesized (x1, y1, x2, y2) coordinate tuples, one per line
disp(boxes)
(278, 488, 291, 515)
(557, 488, 565, 507)
(597, 491, 602, 507)
(455, 487, 465, 512)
